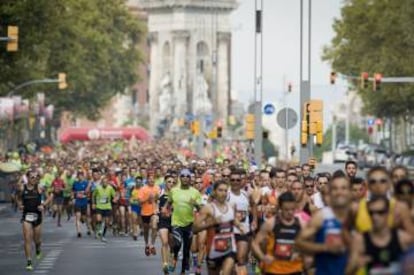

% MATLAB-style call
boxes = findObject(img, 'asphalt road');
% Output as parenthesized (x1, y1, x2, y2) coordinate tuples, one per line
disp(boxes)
(0, 207, 258, 275)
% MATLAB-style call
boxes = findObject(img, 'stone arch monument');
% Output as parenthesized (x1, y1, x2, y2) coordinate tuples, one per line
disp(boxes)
(138, 0, 238, 134)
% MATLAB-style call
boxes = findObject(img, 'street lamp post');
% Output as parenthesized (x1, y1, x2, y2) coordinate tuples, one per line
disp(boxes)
(254, 0, 264, 168)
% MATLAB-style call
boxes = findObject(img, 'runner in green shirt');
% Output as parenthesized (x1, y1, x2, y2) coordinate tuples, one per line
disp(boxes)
(164, 169, 202, 275)
(92, 176, 117, 242)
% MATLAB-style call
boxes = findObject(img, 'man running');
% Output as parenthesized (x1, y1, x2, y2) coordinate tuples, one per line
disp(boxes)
(345, 160, 358, 180)
(158, 174, 175, 274)
(139, 169, 160, 256)
(72, 170, 90, 237)
(295, 172, 352, 275)
(227, 168, 257, 275)
(193, 180, 242, 275)
(92, 175, 117, 242)
(17, 171, 53, 270)
(347, 195, 413, 274)
(252, 191, 304, 275)
(51, 171, 65, 227)
(165, 168, 202, 275)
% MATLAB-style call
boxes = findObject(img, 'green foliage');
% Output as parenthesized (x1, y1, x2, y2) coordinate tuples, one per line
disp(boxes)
(314, 122, 370, 160)
(0, 0, 144, 119)
(323, 0, 414, 118)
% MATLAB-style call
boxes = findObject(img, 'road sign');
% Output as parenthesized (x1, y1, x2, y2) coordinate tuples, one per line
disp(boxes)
(185, 113, 194, 122)
(263, 103, 275, 115)
(367, 118, 375, 126)
(277, 108, 298, 130)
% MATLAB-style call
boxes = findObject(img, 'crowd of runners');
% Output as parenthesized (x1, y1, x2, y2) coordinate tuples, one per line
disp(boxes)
(10, 139, 414, 274)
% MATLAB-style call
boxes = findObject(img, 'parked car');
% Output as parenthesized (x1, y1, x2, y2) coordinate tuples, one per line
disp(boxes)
(333, 144, 357, 163)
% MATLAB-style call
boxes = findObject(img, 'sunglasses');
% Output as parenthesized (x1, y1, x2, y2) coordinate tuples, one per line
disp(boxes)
(368, 178, 388, 185)
(305, 185, 314, 188)
(181, 175, 191, 178)
(231, 178, 242, 182)
(318, 181, 328, 185)
(195, 181, 202, 184)
(368, 209, 388, 216)
(222, 175, 230, 178)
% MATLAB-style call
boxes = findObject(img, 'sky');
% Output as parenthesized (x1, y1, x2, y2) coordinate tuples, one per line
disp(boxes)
(230, 0, 347, 149)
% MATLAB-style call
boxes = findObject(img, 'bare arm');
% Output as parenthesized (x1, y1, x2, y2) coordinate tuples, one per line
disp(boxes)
(251, 218, 274, 262)
(345, 233, 365, 275)
(193, 204, 215, 234)
(399, 229, 414, 251)
(295, 211, 326, 254)
(397, 202, 414, 236)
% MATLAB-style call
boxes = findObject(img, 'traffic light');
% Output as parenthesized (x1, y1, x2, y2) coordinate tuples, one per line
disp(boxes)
(217, 126, 223, 138)
(360, 72, 369, 89)
(245, 114, 255, 140)
(301, 120, 308, 146)
(373, 73, 382, 91)
(330, 72, 336, 85)
(191, 120, 200, 136)
(316, 121, 323, 146)
(58, 73, 68, 89)
(288, 82, 292, 92)
(6, 26, 18, 52)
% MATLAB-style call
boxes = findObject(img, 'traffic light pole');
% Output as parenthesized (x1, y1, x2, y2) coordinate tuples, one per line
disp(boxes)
(7, 78, 62, 97)
(299, 0, 313, 164)
(254, 0, 263, 168)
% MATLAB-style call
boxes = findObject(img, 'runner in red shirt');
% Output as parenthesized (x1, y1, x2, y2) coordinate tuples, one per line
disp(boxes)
(52, 171, 66, 227)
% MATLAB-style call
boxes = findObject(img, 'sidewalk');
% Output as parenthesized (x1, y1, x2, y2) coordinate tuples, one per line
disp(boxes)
(0, 203, 13, 217)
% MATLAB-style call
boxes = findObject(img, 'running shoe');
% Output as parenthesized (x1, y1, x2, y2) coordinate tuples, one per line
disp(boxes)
(77, 232, 82, 238)
(163, 263, 169, 274)
(150, 246, 156, 255)
(101, 237, 107, 243)
(145, 246, 151, 256)
(26, 261, 33, 271)
(36, 251, 42, 260)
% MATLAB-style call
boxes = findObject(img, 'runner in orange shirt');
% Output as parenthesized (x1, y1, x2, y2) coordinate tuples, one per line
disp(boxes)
(139, 170, 160, 256)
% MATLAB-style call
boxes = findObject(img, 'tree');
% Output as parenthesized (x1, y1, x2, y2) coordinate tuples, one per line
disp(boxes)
(314, 122, 370, 160)
(323, 0, 414, 118)
(0, 0, 144, 119)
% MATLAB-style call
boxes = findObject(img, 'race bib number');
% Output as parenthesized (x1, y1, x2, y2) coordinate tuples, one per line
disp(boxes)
(76, 191, 86, 199)
(213, 233, 233, 253)
(99, 196, 109, 204)
(274, 242, 293, 260)
(325, 229, 343, 246)
(236, 211, 248, 222)
(25, 213, 38, 222)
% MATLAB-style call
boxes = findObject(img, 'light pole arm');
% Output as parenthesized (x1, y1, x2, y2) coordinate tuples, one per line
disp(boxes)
(7, 78, 59, 97)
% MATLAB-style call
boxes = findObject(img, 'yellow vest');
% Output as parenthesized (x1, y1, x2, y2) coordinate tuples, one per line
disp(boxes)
(356, 197, 395, 232)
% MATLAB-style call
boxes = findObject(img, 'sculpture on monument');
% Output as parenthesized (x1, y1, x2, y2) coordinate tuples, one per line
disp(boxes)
(193, 72, 212, 115)
(158, 72, 173, 120)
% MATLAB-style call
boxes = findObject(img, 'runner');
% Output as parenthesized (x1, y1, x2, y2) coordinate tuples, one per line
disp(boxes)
(191, 174, 209, 275)
(251, 191, 304, 275)
(350, 177, 365, 202)
(355, 166, 414, 236)
(227, 168, 257, 275)
(159, 174, 175, 274)
(51, 171, 65, 227)
(17, 170, 53, 271)
(138, 169, 160, 256)
(130, 175, 143, 241)
(193, 180, 241, 275)
(62, 168, 75, 221)
(295, 172, 352, 275)
(345, 160, 358, 180)
(291, 179, 313, 224)
(347, 195, 413, 274)
(72, 170, 91, 238)
(311, 173, 329, 209)
(92, 175, 117, 242)
(165, 168, 202, 275)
